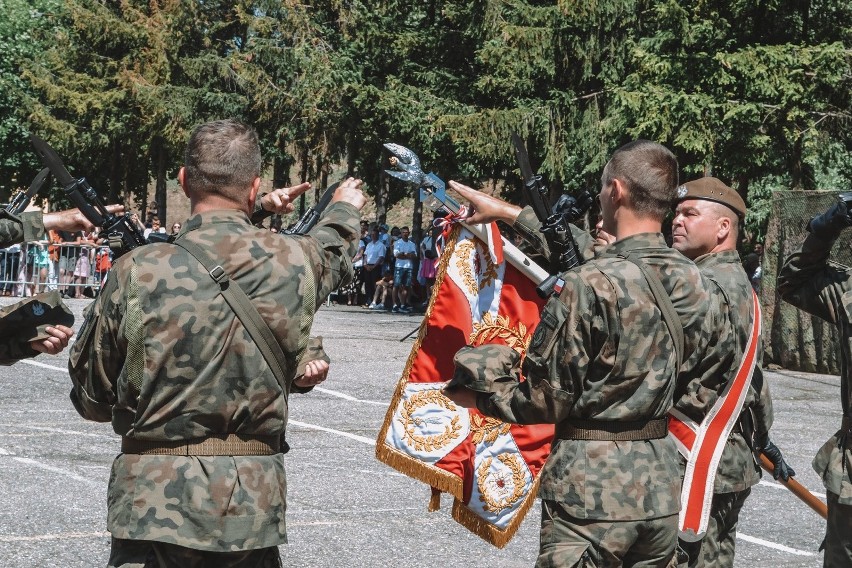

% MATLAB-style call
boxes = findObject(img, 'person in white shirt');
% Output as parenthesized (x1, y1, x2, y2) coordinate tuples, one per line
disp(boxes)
(361, 226, 386, 308)
(392, 226, 417, 313)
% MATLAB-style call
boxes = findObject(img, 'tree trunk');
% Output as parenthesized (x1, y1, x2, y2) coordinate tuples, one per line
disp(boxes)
(154, 137, 167, 226)
(298, 147, 309, 216)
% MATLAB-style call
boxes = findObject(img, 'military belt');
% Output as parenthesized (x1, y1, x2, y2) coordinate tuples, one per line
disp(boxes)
(556, 418, 668, 441)
(121, 434, 280, 456)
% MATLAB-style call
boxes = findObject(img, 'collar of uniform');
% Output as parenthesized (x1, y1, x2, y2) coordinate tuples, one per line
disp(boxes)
(606, 232, 667, 254)
(694, 248, 742, 267)
(181, 209, 252, 234)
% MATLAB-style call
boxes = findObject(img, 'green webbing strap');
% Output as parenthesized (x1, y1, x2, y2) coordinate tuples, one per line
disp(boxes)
(171, 238, 293, 396)
(299, 263, 315, 356)
(618, 252, 684, 373)
(124, 263, 145, 393)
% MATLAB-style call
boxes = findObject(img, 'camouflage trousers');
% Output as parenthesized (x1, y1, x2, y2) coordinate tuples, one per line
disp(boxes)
(108, 537, 283, 568)
(823, 491, 852, 567)
(677, 488, 751, 568)
(536, 500, 678, 568)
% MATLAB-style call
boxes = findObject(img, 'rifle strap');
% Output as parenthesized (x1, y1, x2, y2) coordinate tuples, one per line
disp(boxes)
(171, 237, 292, 396)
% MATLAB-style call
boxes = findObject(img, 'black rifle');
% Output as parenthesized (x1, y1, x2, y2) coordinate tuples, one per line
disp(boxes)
(5, 168, 51, 215)
(30, 134, 147, 258)
(283, 180, 341, 235)
(511, 133, 592, 298)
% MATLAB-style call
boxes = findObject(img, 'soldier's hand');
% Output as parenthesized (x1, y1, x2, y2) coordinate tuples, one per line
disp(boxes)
(442, 386, 480, 409)
(448, 181, 522, 225)
(262, 183, 311, 215)
(43, 204, 125, 233)
(29, 325, 74, 355)
(331, 177, 366, 210)
(807, 194, 852, 240)
(762, 439, 796, 481)
(293, 359, 329, 389)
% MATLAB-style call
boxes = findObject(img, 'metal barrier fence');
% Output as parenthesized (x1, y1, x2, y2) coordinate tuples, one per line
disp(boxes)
(0, 242, 112, 299)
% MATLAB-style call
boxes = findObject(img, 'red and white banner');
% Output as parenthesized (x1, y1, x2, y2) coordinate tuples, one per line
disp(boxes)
(376, 222, 552, 547)
(669, 290, 762, 541)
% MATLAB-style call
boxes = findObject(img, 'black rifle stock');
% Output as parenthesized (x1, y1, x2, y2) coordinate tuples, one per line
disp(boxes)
(283, 181, 341, 235)
(30, 134, 147, 257)
(511, 133, 592, 298)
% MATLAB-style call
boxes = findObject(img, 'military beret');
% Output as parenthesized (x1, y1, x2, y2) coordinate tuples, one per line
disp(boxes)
(0, 290, 75, 342)
(675, 177, 746, 219)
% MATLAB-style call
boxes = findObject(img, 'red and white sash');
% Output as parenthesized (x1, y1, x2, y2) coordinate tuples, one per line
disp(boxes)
(668, 290, 762, 541)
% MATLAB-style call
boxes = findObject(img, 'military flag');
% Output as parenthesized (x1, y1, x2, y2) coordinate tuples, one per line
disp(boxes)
(376, 220, 552, 547)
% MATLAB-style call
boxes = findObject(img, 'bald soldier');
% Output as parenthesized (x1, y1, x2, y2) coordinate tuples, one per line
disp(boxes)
(670, 177, 793, 567)
(446, 140, 725, 567)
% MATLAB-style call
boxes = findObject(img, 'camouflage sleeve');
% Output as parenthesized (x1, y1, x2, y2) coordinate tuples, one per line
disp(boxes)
(0, 210, 44, 247)
(250, 193, 273, 224)
(778, 232, 852, 324)
(749, 366, 774, 440)
(0, 341, 39, 366)
(512, 206, 596, 263)
(67, 267, 126, 422)
(302, 201, 360, 305)
(291, 336, 330, 394)
(452, 275, 585, 424)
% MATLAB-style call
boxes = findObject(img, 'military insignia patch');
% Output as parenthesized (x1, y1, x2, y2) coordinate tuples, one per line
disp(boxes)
(31, 302, 45, 317)
(676, 185, 688, 199)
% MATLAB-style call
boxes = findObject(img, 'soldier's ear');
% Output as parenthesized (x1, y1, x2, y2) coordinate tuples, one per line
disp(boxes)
(178, 167, 189, 197)
(247, 176, 261, 209)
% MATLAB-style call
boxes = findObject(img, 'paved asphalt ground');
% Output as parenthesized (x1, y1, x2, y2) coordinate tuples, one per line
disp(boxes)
(0, 299, 839, 567)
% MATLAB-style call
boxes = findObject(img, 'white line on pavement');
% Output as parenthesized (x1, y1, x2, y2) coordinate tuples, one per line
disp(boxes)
(289, 420, 375, 445)
(759, 479, 827, 499)
(0, 531, 108, 543)
(311, 387, 387, 406)
(19, 359, 67, 372)
(10, 456, 100, 486)
(737, 532, 816, 556)
(13, 425, 113, 438)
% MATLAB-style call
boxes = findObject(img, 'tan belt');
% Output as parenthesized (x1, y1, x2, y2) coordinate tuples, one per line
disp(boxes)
(556, 418, 668, 441)
(121, 434, 280, 456)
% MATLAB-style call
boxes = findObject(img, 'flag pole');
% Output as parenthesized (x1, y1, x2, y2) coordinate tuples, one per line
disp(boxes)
(758, 453, 827, 519)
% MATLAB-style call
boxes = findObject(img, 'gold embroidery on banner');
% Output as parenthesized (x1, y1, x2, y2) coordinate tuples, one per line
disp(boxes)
(454, 238, 499, 295)
(400, 390, 462, 453)
(470, 414, 512, 445)
(476, 453, 527, 514)
(469, 312, 531, 354)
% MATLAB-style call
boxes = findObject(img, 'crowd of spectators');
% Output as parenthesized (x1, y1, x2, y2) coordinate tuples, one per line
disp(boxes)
(0, 206, 179, 299)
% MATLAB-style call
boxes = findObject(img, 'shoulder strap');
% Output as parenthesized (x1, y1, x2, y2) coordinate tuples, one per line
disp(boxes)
(618, 251, 684, 372)
(171, 237, 293, 395)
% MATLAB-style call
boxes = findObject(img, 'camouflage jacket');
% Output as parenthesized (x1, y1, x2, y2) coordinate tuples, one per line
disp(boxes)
(68, 202, 359, 551)
(678, 250, 772, 493)
(778, 233, 852, 504)
(0, 210, 44, 248)
(453, 233, 722, 521)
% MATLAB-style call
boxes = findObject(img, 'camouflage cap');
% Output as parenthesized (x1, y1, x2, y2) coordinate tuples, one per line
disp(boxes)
(675, 177, 746, 219)
(0, 290, 75, 342)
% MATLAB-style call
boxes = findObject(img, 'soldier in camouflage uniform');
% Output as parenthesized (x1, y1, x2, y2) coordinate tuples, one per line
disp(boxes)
(446, 140, 725, 567)
(778, 195, 852, 567)
(67, 119, 365, 567)
(670, 177, 794, 568)
(0, 202, 120, 361)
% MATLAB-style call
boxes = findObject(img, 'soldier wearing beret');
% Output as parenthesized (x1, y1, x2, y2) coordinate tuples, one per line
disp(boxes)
(446, 140, 726, 567)
(68, 119, 366, 567)
(778, 192, 852, 567)
(671, 177, 793, 567)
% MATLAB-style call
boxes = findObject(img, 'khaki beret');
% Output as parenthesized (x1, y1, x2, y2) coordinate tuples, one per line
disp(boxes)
(675, 177, 746, 218)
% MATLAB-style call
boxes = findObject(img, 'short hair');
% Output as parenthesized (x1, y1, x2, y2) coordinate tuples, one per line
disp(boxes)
(183, 119, 262, 201)
(602, 140, 678, 220)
